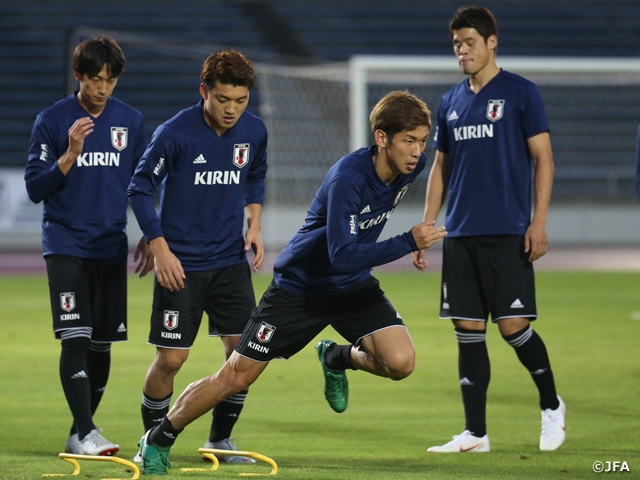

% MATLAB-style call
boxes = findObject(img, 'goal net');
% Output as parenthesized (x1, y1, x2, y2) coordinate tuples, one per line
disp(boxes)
(258, 55, 640, 209)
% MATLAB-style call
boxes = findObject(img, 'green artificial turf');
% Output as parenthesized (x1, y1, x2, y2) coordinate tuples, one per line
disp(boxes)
(0, 270, 638, 479)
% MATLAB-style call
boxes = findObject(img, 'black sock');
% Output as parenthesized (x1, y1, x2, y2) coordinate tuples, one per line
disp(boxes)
(503, 325, 559, 410)
(149, 415, 183, 448)
(455, 327, 490, 437)
(60, 335, 95, 440)
(209, 391, 248, 443)
(142, 391, 172, 433)
(324, 344, 354, 371)
(87, 342, 111, 416)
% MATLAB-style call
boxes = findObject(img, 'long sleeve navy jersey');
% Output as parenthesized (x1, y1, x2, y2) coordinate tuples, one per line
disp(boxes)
(127, 101, 268, 271)
(273, 146, 424, 296)
(24, 94, 146, 262)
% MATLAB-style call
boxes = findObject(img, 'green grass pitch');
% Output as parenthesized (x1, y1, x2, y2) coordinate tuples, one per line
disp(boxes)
(0, 270, 638, 479)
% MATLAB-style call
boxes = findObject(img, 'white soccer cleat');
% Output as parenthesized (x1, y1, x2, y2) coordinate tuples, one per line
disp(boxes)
(64, 433, 82, 454)
(78, 429, 120, 456)
(133, 447, 143, 464)
(203, 438, 256, 464)
(540, 395, 566, 451)
(427, 430, 490, 453)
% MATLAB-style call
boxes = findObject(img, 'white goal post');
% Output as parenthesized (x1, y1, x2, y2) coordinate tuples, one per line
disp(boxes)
(348, 54, 640, 152)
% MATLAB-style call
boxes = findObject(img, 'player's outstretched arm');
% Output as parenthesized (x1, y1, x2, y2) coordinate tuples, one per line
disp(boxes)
(149, 237, 185, 292)
(133, 235, 155, 278)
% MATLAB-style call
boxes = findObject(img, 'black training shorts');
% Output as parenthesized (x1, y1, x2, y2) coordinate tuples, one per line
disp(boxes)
(235, 276, 406, 362)
(46, 254, 128, 342)
(148, 262, 256, 348)
(440, 235, 537, 322)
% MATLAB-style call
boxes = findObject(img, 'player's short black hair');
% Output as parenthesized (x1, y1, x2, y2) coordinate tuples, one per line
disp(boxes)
(72, 35, 125, 79)
(449, 6, 498, 43)
(370, 91, 431, 140)
(201, 49, 255, 90)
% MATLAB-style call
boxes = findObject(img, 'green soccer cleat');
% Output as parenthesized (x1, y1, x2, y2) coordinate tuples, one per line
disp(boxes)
(315, 339, 349, 413)
(139, 430, 172, 475)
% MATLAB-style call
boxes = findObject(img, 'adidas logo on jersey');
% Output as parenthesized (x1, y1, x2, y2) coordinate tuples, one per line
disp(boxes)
(511, 298, 524, 308)
(360, 205, 371, 214)
(71, 370, 88, 379)
(459, 377, 474, 386)
(117, 323, 127, 333)
(193, 154, 207, 164)
(448, 111, 459, 121)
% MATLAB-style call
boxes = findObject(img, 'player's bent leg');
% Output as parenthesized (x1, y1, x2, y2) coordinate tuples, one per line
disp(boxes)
(168, 352, 268, 431)
(356, 325, 415, 380)
(140, 354, 267, 475)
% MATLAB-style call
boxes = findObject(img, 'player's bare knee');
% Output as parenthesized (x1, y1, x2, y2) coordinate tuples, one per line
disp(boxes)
(388, 364, 413, 380)
(385, 353, 415, 380)
(154, 348, 189, 375)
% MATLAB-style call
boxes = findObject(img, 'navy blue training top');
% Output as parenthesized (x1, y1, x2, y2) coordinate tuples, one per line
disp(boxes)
(25, 93, 146, 262)
(128, 101, 268, 271)
(434, 69, 549, 237)
(273, 146, 424, 296)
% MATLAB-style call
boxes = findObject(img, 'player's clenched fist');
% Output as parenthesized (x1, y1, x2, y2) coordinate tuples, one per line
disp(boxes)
(411, 220, 447, 250)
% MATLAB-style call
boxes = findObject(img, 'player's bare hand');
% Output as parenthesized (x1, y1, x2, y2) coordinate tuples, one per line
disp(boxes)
(133, 236, 154, 278)
(149, 237, 185, 291)
(245, 227, 264, 271)
(67, 117, 94, 156)
(57, 117, 94, 175)
(524, 220, 548, 262)
(412, 249, 429, 271)
(411, 220, 447, 250)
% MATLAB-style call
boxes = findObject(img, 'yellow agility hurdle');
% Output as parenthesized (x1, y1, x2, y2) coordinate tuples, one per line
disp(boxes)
(42, 453, 140, 480)
(179, 448, 278, 476)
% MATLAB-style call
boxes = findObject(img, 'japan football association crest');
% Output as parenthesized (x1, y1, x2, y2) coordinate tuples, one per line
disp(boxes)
(111, 127, 128, 151)
(393, 183, 411, 206)
(60, 292, 76, 312)
(163, 310, 179, 330)
(256, 321, 275, 343)
(233, 143, 250, 168)
(486, 100, 504, 122)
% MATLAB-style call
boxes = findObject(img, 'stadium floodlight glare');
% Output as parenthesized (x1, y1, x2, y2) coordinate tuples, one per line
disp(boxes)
(43, 453, 140, 479)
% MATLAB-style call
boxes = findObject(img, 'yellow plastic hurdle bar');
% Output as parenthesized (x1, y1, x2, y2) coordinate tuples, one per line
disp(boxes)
(42, 453, 140, 480)
(179, 448, 278, 476)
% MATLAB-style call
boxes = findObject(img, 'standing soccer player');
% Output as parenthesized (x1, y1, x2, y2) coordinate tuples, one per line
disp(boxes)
(24, 35, 150, 456)
(127, 49, 267, 465)
(136, 90, 448, 475)
(413, 6, 565, 452)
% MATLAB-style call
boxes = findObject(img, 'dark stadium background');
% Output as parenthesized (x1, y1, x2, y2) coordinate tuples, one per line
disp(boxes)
(1, 0, 639, 271)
